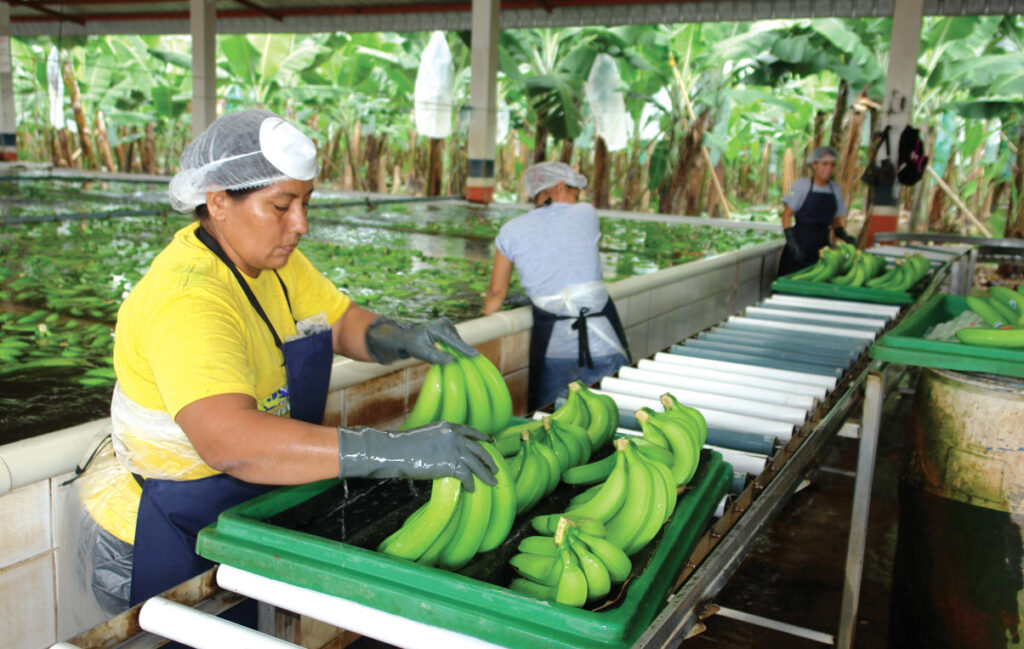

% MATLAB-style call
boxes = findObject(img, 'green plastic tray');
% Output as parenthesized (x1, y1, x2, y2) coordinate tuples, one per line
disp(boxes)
(198, 452, 733, 649)
(771, 273, 919, 305)
(869, 293, 1024, 378)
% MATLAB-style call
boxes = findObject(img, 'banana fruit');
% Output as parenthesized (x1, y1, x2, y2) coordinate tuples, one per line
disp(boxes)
(957, 285, 1024, 348)
(399, 346, 514, 435)
(789, 244, 931, 293)
(379, 441, 517, 567)
(506, 515, 632, 607)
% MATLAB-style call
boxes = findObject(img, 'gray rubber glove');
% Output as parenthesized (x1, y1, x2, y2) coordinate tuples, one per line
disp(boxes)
(783, 227, 807, 267)
(364, 316, 477, 365)
(337, 421, 497, 491)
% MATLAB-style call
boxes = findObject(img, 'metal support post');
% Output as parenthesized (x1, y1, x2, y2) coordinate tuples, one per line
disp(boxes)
(836, 370, 885, 648)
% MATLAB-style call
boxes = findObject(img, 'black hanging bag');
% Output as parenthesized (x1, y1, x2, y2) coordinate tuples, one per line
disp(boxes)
(897, 125, 929, 186)
(861, 126, 896, 187)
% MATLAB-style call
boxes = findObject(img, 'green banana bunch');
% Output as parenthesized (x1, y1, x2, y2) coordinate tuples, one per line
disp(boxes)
(866, 253, 931, 292)
(550, 387, 590, 431)
(507, 516, 633, 607)
(957, 285, 1024, 348)
(830, 251, 885, 287)
(569, 381, 620, 449)
(492, 419, 542, 456)
(379, 441, 517, 567)
(510, 430, 561, 513)
(636, 407, 700, 486)
(400, 346, 514, 435)
(787, 247, 842, 282)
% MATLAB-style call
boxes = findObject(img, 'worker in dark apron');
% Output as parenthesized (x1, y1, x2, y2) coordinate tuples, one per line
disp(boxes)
(778, 146, 856, 276)
(74, 110, 495, 623)
(483, 162, 630, 410)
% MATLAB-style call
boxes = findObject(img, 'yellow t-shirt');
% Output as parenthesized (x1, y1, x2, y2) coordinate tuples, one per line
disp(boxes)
(114, 222, 350, 418)
(83, 223, 350, 543)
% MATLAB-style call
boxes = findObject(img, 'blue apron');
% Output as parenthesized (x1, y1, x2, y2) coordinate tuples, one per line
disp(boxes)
(528, 297, 630, 411)
(779, 187, 838, 276)
(129, 224, 334, 607)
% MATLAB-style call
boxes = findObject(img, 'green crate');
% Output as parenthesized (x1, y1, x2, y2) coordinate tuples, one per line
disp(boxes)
(198, 451, 733, 649)
(869, 293, 1024, 378)
(771, 274, 918, 305)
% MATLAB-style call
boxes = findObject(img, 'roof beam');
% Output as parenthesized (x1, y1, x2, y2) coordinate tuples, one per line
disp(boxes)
(232, 0, 283, 21)
(4, 0, 86, 25)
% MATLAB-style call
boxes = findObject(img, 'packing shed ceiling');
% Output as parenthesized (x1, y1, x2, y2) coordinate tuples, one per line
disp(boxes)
(6, 0, 1022, 37)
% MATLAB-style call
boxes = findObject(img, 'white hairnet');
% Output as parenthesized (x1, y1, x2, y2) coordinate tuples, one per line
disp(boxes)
(807, 146, 839, 165)
(523, 161, 588, 200)
(167, 109, 320, 212)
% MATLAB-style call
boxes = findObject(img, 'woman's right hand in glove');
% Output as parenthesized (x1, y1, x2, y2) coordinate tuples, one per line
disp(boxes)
(337, 421, 497, 490)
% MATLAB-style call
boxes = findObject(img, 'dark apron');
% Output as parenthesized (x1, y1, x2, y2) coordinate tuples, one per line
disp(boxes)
(528, 296, 631, 411)
(779, 187, 838, 276)
(129, 224, 333, 606)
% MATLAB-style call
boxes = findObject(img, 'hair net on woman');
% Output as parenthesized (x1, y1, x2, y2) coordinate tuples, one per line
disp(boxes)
(807, 146, 839, 166)
(167, 109, 320, 212)
(523, 161, 588, 200)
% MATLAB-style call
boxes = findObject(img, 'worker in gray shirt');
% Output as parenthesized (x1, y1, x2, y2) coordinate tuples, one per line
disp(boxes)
(779, 146, 856, 276)
(483, 162, 630, 410)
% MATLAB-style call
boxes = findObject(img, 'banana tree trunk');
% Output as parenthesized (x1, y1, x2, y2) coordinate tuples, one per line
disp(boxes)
(660, 111, 709, 215)
(830, 80, 849, 150)
(592, 136, 609, 208)
(532, 123, 548, 164)
(838, 102, 866, 205)
(782, 147, 796, 198)
(142, 123, 156, 174)
(61, 61, 96, 169)
(1010, 127, 1024, 238)
(559, 139, 573, 164)
(364, 133, 386, 193)
(94, 111, 116, 172)
(427, 138, 442, 196)
(756, 141, 772, 204)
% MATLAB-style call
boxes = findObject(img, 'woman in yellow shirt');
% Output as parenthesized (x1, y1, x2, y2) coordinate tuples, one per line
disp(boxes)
(78, 109, 494, 616)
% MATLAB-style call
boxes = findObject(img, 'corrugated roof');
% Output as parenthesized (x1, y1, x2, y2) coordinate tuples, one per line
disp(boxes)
(8, 0, 1022, 37)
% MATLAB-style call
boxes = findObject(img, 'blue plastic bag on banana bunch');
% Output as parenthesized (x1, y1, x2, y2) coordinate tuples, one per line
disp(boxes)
(414, 31, 455, 139)
(583, 53, 628, 151)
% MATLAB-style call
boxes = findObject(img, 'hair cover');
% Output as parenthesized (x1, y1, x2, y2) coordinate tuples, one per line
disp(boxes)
(807, 146, 839, 166)
(167, 109, 319, 212)
(523, 161, 588, 200)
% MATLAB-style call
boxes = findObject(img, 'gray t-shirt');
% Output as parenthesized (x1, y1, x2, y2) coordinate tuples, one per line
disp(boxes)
(495, 202, 603, 297)
(496, 202, 624, 359)
(782, 177, 847, 218)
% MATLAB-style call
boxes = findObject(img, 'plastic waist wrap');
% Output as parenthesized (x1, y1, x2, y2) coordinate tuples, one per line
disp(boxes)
(110, 382, 219, 481)
(531, 280, 627, 360)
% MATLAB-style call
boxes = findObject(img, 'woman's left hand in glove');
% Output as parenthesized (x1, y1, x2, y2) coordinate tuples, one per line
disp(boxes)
(364, 316, 477, 365)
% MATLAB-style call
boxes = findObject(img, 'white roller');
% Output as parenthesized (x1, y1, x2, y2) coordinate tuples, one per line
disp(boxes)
(618, 366, 817, 410)
(601, 377, 808, 426)
(591, 389, 794, 441)
(637, 359, 827, 400)
(138, 597, 301, 649)
(762, 294, 900, 318)
(726, 315, 878, 340)
(218, 565, 506, 649)
(708, 445, 768, 477)
(652, 352, 837, 390)
(744, 306, 887, 329)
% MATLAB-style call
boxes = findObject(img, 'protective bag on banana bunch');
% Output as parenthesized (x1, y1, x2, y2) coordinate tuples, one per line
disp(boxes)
(583, 53, 628, 152)
(414, 31, 455, 139)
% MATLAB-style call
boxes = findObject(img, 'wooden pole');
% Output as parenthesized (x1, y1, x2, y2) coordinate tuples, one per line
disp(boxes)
(927, 165, 992, 238)
(668, 54, 732, 220)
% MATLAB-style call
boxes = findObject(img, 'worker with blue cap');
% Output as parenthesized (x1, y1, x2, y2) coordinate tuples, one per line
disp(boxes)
(483, 161, 630, 410)
(778, 145, 857, 276)
(74, 109, 496, 619)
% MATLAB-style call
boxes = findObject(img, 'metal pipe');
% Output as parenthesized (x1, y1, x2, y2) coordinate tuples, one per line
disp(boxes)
(762, 294, 901, 318)
(652, 352, 837, 389)
(703, 326, 865, 358)
(744, 306, 888, 329)
(217, 565, 506, 649)
(682, 338, 851, 370)
(637, 359, 827, 399)
(592, 389, 794, 441)
(601, 377, 809, 426)
(669, 344, 841, 378)
(618, 366, 818, 410)
(836, 371, 884, 649)
(138, 597, 301, 649)
(725, 315, 879, 340)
